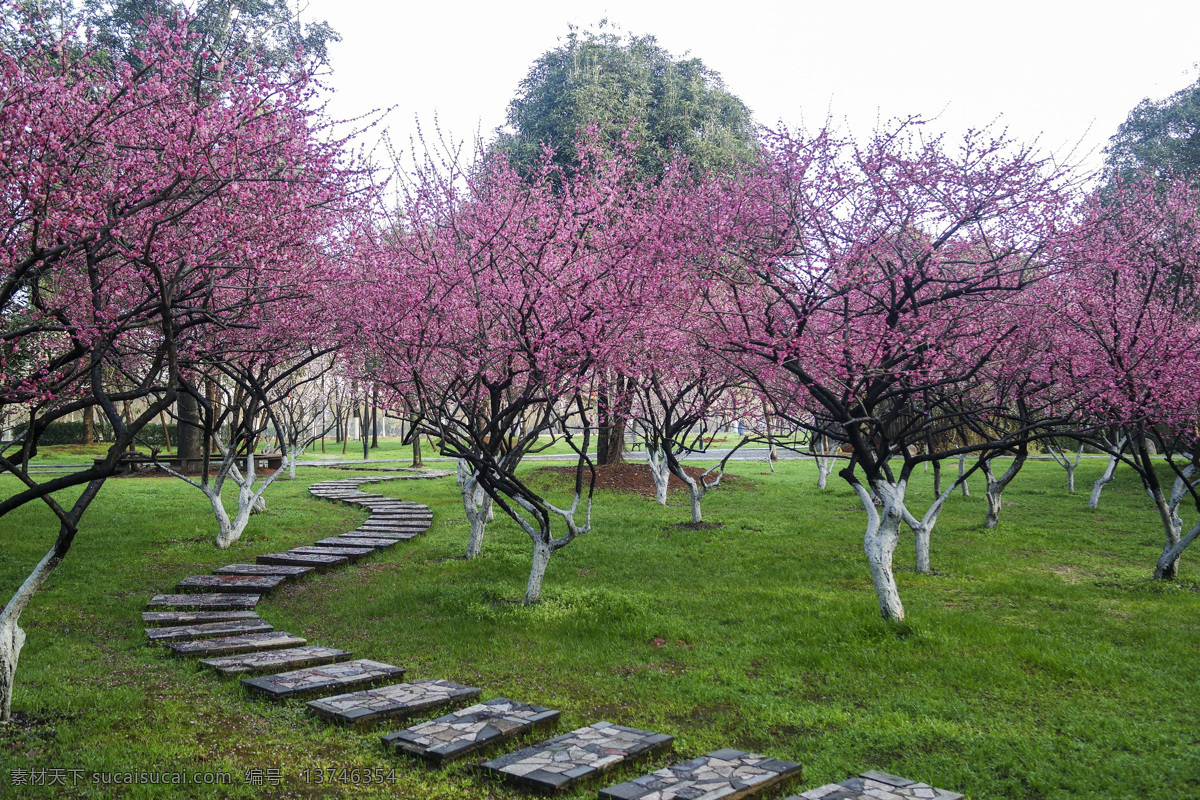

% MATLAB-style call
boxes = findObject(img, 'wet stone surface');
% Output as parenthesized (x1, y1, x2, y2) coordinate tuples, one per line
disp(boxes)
(288, 545, 374, 561)
(600, 748, 802, 800)
(789, 771, 963, 800)
(480, 721, 674, 793)
(256, 551, 349, 572)
(345, 530, 417, 541)
(313, 536, 397, 550)
(200, 645, 352, 677)
(213, 563, 313, 579)
(382, 697, 560, 763)
(308, 679, 482, 728)
(146, 593, 261, 611)
(176, 574, 286, 594)
(146, 618, 273, 643)
(166, 631, 305, 657)
(142, 610, 260, 627)
(241, 659, 406, 700)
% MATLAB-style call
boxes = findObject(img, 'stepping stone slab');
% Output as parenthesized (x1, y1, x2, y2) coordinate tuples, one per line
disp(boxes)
(142, 610, 261, 627)
(242, 659, 406, 701)
(382, 697, 560, 763)
(348, 530, 418, 541)
(788, 771, 963, 800)
(167, 631, 306, 658)
(146, 593, 261, 611)
(600, 748, 803, 800)
(146, 619, 274, 643)
(257, 552, 349, 572)
(214, 563, 314, 580)
(308, 679, 482, 728)
(355, 525, 428, 535)
(175, 574, 286, 594)
(288, 545, 375, 562)
(479, 721, 674, 793)
(201, 646, 354, 677)
(313, 536, 398, 550)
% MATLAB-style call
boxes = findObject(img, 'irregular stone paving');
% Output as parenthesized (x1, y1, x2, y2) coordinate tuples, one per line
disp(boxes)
(381, 698, 560, 764)
(175, 574, 287, 594)
(288, 545, 374, 562)
(480, 721, 675, 793)
(788, 771, 963, 800)
(146, 618, 273, 643)
(241, 659, 407, 700)
(313, 536, 398, 549)
(142, 610, 261, 627)
(213, 563, 313, 579)
(166, 630, 305, 658)
(146, 593, 260, 611)
(307, 679, 482, 728)
(256, 551, 349, 572)
(201, 645, 353, 677)
(600, 748, 803, 800)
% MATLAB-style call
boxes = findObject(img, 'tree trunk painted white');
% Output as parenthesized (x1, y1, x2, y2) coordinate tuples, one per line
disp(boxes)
(669, 463, 707, 523)
(287, 445, 301, 480)
(851, 480, 906, 621)
(458, 460, 492, 559)
(958, 454, 970, 496)
(903, 478, 960, 575)
(1090, 454, 1119, 509)
(1150, 484, 1183, 580)
(0, 547, 61, 722)
(646, 446, 670, 505)
(981, 453, 1025, 530)
(1047, 443, 1084, 493)
(524, 536, 553, 604)
(817, 456, 834, 490)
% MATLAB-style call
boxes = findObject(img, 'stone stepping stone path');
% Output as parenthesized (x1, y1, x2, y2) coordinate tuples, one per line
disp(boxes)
(201, 645, 353, 677)
(175, 574, 287, 594)
(146, 618, 274, 643)
(787, 771, 963, 800)
(241, 658, 407, 701)
(381, 698, 560, 764)
(213, 563, 314, 580)
(166, 630, 306, 658)
(146, 593, 261, 611)
(308, 678, 482, 729)
(600, 748, 803, 800)
(347, 530, 419, 541)
(256, 551, 350, 572)
(142, 610, 261, 627)
(313, 536, 399, 550)
(479, 721, 675, 793)
(141, 472, 956, 800)
(288, 544, 374, 562)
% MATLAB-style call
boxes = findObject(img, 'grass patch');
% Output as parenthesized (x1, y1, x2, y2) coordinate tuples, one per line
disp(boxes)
(1, 460, 1198, 798)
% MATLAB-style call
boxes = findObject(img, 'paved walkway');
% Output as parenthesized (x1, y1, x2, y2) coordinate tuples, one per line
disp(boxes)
(140, 469, 962, 798)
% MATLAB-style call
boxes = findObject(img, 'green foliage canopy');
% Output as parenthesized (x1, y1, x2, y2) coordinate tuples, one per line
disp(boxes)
(494, 23, 759, 178)
(1105, 72, 1200, 186)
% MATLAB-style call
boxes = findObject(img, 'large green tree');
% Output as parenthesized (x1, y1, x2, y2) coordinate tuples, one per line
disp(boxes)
(1105, 74, 1200, 185)
(494, 23, 759, 178)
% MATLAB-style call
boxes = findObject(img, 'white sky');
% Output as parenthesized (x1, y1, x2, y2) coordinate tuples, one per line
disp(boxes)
(303, 0, 1200, 177)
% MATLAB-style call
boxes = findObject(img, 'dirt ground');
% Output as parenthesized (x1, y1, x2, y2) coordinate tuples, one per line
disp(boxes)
(540, 461, 741, 497)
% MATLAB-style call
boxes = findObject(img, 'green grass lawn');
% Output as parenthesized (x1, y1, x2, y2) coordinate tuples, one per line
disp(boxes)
(0, 459, 1197, 799)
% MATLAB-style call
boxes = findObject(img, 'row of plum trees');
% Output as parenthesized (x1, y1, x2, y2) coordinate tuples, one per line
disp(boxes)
(343, 124, 1200, 624)
(4, 12, 1200, 725)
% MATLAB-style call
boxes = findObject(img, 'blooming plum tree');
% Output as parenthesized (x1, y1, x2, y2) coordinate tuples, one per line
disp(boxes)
(698, 121, 1079, 621)
(0, 13, 361, 721)
(356, 137, 682, 602)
